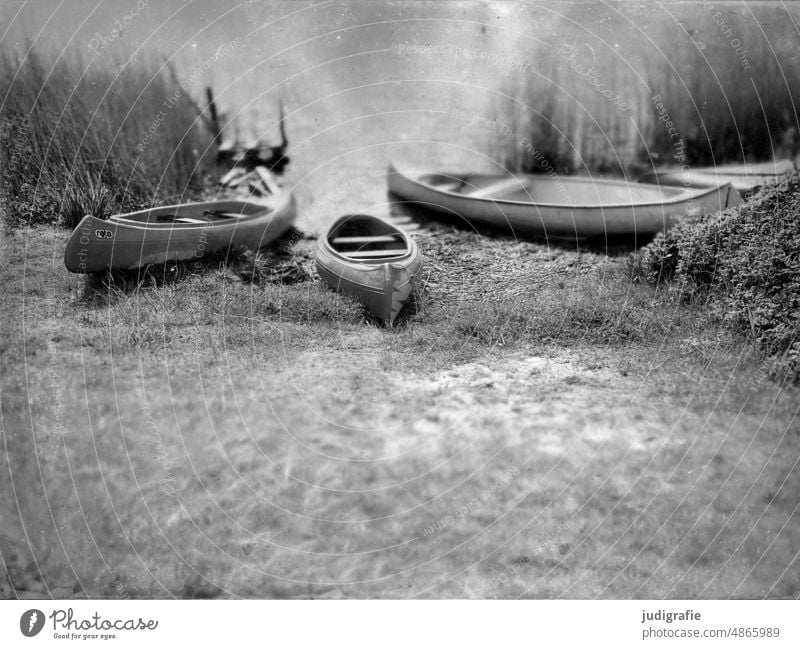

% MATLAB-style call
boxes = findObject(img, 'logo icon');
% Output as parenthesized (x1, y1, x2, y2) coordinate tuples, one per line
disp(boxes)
(20, 609, 45, 637)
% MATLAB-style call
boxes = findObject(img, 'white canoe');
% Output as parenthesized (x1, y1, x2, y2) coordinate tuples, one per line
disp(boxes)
(638, 160, 795, 192)
(315, 214, 422, 325)
(387, 162, 742, 238)
(64, 193, 296, 273)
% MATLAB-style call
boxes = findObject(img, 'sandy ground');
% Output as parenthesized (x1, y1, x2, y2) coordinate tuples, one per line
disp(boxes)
(2, 225, 798, 599)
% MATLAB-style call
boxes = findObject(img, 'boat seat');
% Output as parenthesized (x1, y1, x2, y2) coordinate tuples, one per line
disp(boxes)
(464, 177, 527, 199)
(332, 235, 400, 245)
(204, 212, 244, 219)
(154, 212, 241, 224)
(433, 181, 464, 192)
(174, 217, 209, 224)
(345, 248, 408, 258)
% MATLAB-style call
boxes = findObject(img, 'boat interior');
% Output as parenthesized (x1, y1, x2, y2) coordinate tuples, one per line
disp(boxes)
(419, 173, 687, 204)
(153, 210, 246, 225)
(112, 202, 268, 225)
(328, 214, 409, 260)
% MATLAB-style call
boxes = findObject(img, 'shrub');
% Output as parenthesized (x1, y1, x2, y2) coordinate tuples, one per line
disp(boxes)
(635, 173, 800, 381)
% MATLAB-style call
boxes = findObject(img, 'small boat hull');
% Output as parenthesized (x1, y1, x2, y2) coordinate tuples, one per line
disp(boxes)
(638, 160, 795, 192)
(387, 162, 742, 238)
(315, 214, 423, 324)
(64, 195, 296, 273)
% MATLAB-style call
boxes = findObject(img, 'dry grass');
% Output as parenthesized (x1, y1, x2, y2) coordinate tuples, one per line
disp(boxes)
(2, 218, 798, 599)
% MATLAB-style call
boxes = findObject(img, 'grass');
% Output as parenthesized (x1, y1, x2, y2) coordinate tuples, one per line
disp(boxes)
(0, 44, 214, 228)
(2, 206, 798, 598)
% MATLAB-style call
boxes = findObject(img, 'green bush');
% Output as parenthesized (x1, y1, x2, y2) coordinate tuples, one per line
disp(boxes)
(635, 173, 800, 381)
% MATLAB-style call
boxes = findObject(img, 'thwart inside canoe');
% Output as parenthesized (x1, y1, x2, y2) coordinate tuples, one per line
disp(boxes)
(327, 215, 409, 261)
(416, 172, 693, 205)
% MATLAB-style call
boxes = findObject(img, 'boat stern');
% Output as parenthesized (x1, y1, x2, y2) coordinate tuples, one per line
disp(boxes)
(382, 261, 418, 325)
(64, 215, 117, 273)
(724, 184, 744, 208)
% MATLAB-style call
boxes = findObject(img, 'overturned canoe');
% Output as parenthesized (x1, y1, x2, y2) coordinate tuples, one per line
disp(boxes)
(638, 160, 796, 192)
(315, 214, 423, 325)
(64, 193, 296, 273)
(387, 162, 742, 238)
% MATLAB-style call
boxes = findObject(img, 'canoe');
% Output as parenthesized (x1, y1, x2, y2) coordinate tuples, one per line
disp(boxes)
(386, 162, 742, 238)
(638, 160, 796, 192)
(315, 214, 423, 324)
(64, 192, 296, 273)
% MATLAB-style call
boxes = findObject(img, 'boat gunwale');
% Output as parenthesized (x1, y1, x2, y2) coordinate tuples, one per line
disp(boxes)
(388, 163, 734, 211)
(106, 199, 279, 231)
(644, 160, 795, 177)
(639, 170, 790, 180)
(319, 214, 418, 266)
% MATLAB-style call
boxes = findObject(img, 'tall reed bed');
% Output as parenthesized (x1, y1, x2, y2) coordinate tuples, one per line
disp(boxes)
(496, 3, 800, 175)
(0, 45, 214, 228)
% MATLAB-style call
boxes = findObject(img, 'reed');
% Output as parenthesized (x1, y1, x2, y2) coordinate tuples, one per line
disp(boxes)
(0, 44, 214, 228)
(496, 4, 800, 176)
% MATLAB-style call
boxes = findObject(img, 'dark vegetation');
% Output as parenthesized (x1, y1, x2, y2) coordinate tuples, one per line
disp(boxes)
(635, 173, 800, 382)
(498, 3, 800, 175)
(0, 46, 213, 228)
